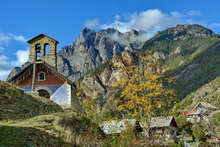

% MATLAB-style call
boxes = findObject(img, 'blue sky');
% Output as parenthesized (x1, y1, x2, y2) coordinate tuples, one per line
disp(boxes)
(1, 0, 220, 80)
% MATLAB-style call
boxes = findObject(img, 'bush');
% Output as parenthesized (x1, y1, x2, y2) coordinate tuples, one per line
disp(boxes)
(53, 113, 104, 146)
(192, 123, 207, 142)
(175, 116, 193, 135)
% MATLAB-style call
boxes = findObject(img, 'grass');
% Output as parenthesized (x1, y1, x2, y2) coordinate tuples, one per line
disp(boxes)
(0, 81, 63, 121)
(0, 125, 69, 147)
(0, 81, 69, 146)
(174, 74, 220, 110)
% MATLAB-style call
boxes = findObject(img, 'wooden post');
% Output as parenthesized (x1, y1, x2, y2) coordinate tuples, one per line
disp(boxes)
(32, 63, 36, 92)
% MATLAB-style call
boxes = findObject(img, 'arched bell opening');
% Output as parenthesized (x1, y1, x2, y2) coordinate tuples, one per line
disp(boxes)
(44, 43, 51, 56)
(35, 43, 41, 61)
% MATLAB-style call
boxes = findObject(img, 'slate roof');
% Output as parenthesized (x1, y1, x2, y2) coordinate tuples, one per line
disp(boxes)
(181, 102, 217, 116)
(99, 119, 136, 135)
(193, 102, 217, 110)
(149, 116, 176, 128)
(99, 116, 177, 135)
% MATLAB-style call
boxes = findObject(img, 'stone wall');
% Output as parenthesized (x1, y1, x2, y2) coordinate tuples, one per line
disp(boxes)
(29, 36, 58, 68)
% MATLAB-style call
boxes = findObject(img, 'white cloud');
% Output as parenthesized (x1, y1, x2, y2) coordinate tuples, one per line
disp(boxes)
(84, 18, 100, 29)
(0, 33, 27, 45)
(85, 9, 207, 41)
(16, 49, 29, 65)
(0, 49, 29, 81)
(114, 14, 121, 20)
(209, 23, 220, 28)
(0, 70, 11, 81)
(99, 9, 182, 34)
(0, 34, 11, 44)
(0, 32, 28, 81)
(0, 55, 14, 80)
(10, 34, 27, 43)
(187, 10, 202, 16)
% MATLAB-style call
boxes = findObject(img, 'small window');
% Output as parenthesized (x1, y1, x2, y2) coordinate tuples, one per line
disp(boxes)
(38, 72, 46, 81)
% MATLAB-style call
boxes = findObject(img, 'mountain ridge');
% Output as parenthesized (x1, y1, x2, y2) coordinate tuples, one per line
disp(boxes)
(7, 24, 220, 109)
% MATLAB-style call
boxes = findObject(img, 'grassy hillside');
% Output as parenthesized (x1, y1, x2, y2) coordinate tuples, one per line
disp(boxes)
(75, 24, 220, 114)
(0, 81, 63, 121)
(0, 81, 69, 146)
(175, 75, 220, 110)
(140, 25, 220, 101)
(0, 80, 105, 146)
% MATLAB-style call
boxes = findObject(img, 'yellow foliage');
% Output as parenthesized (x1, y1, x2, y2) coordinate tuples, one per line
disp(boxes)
(113, 53, 176, 118)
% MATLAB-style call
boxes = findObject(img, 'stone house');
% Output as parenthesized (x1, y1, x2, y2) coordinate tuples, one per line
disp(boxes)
(7, 34, 75, 107)
(99, 116, 178, 141)
(99, 119, 139, 135)
(181, 102, 217, 123)
(147, 116, 178, 141)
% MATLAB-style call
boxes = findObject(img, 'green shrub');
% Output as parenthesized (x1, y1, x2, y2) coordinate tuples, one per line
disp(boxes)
(192, 123, 207, 142)
(53, 113, 104, 146)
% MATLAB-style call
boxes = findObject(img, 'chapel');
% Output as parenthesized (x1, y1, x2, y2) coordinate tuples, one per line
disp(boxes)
(8, 34, 74, 107)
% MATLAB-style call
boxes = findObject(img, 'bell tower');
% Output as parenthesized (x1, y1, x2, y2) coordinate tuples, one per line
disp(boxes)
(27, 34, 59, 68)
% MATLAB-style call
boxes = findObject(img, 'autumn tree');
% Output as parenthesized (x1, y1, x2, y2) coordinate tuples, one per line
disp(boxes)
(112, 52, 176, 119)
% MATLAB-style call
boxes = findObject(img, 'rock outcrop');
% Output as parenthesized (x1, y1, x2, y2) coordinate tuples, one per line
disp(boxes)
(57, 28, 146, 81)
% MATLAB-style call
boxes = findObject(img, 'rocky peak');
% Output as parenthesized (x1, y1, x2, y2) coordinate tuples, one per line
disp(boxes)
(80, 27, 93, 38)
(57, 28, 146, 80)
(103, 28, 121, 35)
(7, 67, 21, 81)
(156, 24, 218, 40)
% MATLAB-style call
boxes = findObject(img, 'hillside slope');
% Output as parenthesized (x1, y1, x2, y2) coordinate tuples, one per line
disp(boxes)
(0, 81, 63, 121)
(0, 81, 68, 146)
(0, 81, 105, 146)
(73, 25, 220, 109)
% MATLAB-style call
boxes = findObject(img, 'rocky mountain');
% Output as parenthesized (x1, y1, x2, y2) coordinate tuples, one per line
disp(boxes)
(4, 24, 220, 146)
(73, 24, 220, 110)
(57, 28, 146, 81)
(7, 28, 146, 81)
(7, 24, 220, 111)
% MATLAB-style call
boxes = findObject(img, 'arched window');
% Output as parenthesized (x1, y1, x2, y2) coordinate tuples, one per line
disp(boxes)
(38, 72, 46, 81)
(44, 43, 51, 56)
(35, 43, 41, 60)
(38, 89, 50, 98)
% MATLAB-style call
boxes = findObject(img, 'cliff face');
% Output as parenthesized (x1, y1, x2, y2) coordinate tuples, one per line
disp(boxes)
(7, 24, 220, 110)
(75, 51, 137, 102)
(73, 24, 220, 110)
(57, 28, 146, 81)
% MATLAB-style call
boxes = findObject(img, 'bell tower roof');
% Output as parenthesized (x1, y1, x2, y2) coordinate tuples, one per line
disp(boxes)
(27, 34, 59, 44)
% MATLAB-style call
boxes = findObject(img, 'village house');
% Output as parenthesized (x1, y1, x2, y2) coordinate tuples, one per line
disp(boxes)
(181, 102, 217, 123)
(99, 116, 178, 141)
(7, 34, 75, 107)
(99, 119, 139, 135)
(147, 116, 178, 141)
